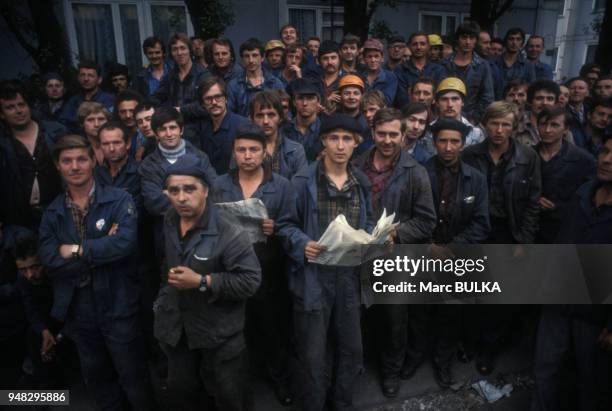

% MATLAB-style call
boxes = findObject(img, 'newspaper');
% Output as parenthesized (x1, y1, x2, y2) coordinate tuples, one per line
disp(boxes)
(215, 198, 269, 243)
(311, 209, 399, 266)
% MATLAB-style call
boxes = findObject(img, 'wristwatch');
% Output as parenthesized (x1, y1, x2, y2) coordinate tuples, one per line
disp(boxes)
(198, 275, 208, 293)
(71, 244, 80, 259)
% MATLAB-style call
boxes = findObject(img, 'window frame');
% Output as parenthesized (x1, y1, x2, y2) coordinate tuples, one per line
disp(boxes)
(287, 4, 344, 42)
(63, 0, 193, 68)
(418, 11, 462, 36)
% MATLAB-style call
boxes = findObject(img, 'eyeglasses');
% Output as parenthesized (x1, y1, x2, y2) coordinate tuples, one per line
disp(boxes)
(203, 94, 225, 104)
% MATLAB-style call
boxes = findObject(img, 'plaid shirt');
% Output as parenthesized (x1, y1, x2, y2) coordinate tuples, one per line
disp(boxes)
(363, 149, 399, 213)
(264, 138, 282, 175)
(65, 183, 96, 287)
(316, 162, 361, 234)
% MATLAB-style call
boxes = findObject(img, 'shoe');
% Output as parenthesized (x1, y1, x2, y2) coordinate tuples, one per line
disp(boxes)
(400, 358, 423, 380)
(475, 347, 496, 376)
(382, 377, 400, 398)
(433, 364, 454, 389)
(274, 382, 293, 407)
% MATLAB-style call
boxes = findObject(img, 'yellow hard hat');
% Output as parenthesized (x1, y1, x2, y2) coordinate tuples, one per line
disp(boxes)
(436, 77, 467, 97)
(265, 40, 285, 52)
(428, 34, 443, 47)
(338, 74, 365, 90)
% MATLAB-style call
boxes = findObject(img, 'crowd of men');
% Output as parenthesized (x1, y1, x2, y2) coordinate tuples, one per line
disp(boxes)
(1, 19, 612, 411)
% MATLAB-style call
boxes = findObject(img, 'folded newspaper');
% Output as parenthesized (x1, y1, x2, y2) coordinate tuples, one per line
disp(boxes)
(215, 198, 269, 243)
(310, 209, 399, 266)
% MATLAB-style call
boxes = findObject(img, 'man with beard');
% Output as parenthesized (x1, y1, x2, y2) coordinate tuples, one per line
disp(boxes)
(191, 35, 207, 68)
(361, 38, 398, 105)
(352, 108, 436, 397)
(249, 91, 307, 179)
(305, 40, 345, 112)
(134, 36, 173, 98)
(60, 61, 115, 131)
(227, 38, 285, 117)
(394, 32, 447, 108)
(113, 90, 143, 160)
(191, 77, 250, 174)
(107, 63, 130, 95)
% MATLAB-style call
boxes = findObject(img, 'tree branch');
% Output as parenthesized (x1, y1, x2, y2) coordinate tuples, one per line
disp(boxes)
(491, 0, 514, 21)
(0, 6, 38, 56)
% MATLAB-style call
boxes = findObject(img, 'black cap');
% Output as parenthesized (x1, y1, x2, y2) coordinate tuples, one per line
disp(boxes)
(292, 78, 320, 97)
(42, 72, 63, 84)
(108, 62, 129, 77)
(387, 35, 406, 45)
(320, 113, 363, 136)
(318, 40, 340, 57)
(164, 154, 210, 187)
(430, 118, 470, 140)
(235, 123, 267, 147)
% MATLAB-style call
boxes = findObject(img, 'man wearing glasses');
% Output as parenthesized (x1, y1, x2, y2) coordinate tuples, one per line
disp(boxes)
(192, 77, 250, 174)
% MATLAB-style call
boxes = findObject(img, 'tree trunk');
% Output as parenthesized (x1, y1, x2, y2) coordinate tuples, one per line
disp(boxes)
(595, 1, 611, 74)
(343, 0, 369, 40)
(470, 0, 514, 31)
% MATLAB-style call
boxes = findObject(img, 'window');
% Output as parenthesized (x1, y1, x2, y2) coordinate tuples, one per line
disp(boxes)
(594, 0, 606, 11)
(419, 12, 460, 35)
(288, 6, 344, 43)
(585, 44, 597, 64)
(65, 1, 193, 77)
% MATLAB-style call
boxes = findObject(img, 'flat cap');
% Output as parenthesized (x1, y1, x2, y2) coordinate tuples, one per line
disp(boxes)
(292, 78, 320, 97)
(42, 72, 63, 84)
(235, 123, 267, 146)
(318, 40, 340, 57)
(363, 38, 384, 52)
(265, 39, 285, 52)
(430, 118, 470, 139)
(387, 35, 406, 45)
(164, 154, 210, 187)
(320, 113, 363, 136)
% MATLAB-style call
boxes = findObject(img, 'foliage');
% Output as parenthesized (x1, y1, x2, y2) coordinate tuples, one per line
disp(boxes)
(184, 0, 235, 39)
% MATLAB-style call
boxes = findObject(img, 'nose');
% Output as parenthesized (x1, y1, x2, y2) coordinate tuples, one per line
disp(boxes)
(177, 190, 187, 202)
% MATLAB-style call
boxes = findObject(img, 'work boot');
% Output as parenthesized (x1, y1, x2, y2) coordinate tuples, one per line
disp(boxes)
(382, 377, 400, 398)
(433, 363, 454, 389)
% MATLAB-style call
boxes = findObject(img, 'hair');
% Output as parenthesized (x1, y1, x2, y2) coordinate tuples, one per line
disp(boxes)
(408, 31, 429, 44)
(587, 97, 612, 114)
(412, 77, 435, 91)
(537, 106, 571, 128)
(53, 134, 94, 162)
(596, 75, 612, 85)
(78, 60, 102, 76)
(455, 21, 480, 40)
(361, 90, 387, 111)
(211, 38, 236, 64)
(77, 102, 111, 126)
(527, 80, 560, 102)
(142, 36, 165, 54)
(135, 101, 155, 116)
(280, 24, 297, 38)
(285, 43, 307, 66)
(307, 36, 321, 44)
(249, 91, 285, 122)
(275, 88, 290, 102)
(0, 80, 29, 105)
(240, 38, 264, 57)
(527, 35, 545, 47)
(504, 27, 526, 45)
(151, 107, 184, 131)
(482, 101, 520, 130)
(14, 233, 38, 261)
(503, 79, 529, 98)
(491, 37, 504, 46)
(579, 63, 601, 78)
(341, 34, 360, 47)
(372, 107, 406, 134)
(114, 89, 143, 116)
(197, 76, 227, 101)
(168, 33, 191, 51)
(98, 120, 128, 143)
(565, 76, 589, 88)
(233, 131, 267, 148)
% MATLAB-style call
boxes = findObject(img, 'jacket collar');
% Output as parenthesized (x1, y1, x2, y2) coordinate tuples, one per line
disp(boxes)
(46, 181, 118, 213)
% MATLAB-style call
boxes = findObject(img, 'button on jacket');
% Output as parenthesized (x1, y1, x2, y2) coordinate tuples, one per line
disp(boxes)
(226, 71, 285, 117)
(154, 203, 261, 349)
(425, 158, 490, 243)
(393, 60, 447, 107)
(38, 185, 140, 321)
(94, 157, 143, 215)
(462, 140, 541, 243)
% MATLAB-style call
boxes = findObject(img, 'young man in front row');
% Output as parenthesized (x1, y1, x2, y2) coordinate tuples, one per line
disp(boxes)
(285, 114, 374, 411)
(211, 124, 297, 406)
(352, 107, 436, 397)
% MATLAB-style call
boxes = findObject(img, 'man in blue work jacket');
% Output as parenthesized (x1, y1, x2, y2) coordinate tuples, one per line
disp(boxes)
(285, 113, 375, 411)
(38, 134, 153, 410)
(211, 123, 297, 406)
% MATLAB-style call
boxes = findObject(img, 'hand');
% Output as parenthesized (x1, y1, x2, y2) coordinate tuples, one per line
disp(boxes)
(429, 244, 456, 259)
(305, 241, 326, 261)
(167, 266, 203, 290)
(598, 328, 612, 351)
(108, 223, 119, 236)
(538, 197, 556, 210)
(262, 219, 274, 236)
(59, 244, 77, 259)
(41, 329, 56, 362)
(289, 65, 302, 78)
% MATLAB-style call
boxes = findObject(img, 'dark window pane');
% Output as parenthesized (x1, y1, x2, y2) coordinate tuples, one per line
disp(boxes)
(289, 9, 316, 43)
(422, 15, 442, 35)
(120, 5, 142, 78)
(446, 16, 456, 35)
(72, 3, 117, 69)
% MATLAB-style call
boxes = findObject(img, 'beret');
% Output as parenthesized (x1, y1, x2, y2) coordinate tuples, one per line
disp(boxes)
(292, 78, 320, 97)
(164, 154, 210, 187)
(234, 123, 267, 146)
(42, 72, 63, 84)
(430, 118, 470, 139)
(387, 35, 406, 45)
(363, 38, 384, 52)
(320, 113, 363, 136)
